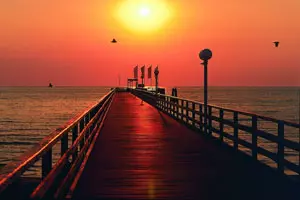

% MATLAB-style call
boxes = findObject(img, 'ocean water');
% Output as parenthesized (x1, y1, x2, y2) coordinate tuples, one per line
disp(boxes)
(0, 86, 111, 165)
(0, 86, 299, 174)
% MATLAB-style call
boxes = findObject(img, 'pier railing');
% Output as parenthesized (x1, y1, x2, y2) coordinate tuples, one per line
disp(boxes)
(0, 89, 115, 198)
(132, 89, 300, 177)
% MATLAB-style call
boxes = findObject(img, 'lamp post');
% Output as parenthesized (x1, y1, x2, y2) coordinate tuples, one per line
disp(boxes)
(199, 49, 212, 134)
(154, 67, 159, 93)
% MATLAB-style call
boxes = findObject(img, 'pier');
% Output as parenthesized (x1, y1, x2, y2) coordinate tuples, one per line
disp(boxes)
(0, 88, 299, 199)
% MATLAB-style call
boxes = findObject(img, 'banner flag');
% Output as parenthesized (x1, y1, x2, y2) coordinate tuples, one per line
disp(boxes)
(147, 65, 152, 79)
(154, 66, 159, 74)
(141, 65, 145, 78)
(134, 65, 138, 79)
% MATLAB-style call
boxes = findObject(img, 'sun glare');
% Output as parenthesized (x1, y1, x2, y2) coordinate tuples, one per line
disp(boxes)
(139, 7, 150, 16)
(115, 0, 173, 33)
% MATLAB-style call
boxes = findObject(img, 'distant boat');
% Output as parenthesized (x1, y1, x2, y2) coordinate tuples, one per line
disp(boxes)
(48, 83, 53, 88)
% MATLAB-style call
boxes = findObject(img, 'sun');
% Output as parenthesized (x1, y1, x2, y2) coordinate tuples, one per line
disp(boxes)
(139, 7, 150, 16)
(115, 0, 173, 33)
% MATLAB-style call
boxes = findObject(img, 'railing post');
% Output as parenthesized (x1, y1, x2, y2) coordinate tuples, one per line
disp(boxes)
(199, 104, 203, 133)
(219, 109, 224, 142)
(158, 99, 161, 110)
(277, 121, 284, 174)
(252, 115, 258, 160)
(176, 100, 179, 118)
(72, 124, 78, 161)
(168, 97, 171, 114)
(233, 112, 238, 150)
(42, 149, 52, 178)
(80, 118, 85, 150)
(180, 100, 184, 121)
(87, 113, 91, 136)
(186, 101, 189, 123)
(192, 103, 195, 127)
(61, 133, 68, 157)
(171, 98, 174, 116)
(170, 97, 172, 114)
(208, 106, 212, 135)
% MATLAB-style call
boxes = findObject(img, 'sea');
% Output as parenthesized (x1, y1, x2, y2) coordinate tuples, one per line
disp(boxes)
(0, 86, 299, 175)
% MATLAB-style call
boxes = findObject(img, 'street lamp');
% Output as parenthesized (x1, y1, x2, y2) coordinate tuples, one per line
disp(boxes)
(199, 49, 212, 134)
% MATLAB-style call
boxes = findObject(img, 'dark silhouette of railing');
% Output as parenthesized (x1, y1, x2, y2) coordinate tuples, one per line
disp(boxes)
(132, 89, 300, 178)
(0, 89, 115, 199)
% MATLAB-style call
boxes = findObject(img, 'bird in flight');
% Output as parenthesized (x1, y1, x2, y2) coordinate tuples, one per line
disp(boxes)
(111, 38, 117, 43)
(273, 41, 279, 47)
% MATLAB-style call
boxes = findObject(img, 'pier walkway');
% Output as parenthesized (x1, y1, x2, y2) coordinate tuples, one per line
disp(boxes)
(0, 90, 299, 199)
(73, 92, 298, 200)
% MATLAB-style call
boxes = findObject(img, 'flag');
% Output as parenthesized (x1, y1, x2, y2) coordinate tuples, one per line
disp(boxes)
(147, 65, 152, 79)
(154, 66, 159, 75)
(134, 66, 138, 79)
(141, 65, 145, 78)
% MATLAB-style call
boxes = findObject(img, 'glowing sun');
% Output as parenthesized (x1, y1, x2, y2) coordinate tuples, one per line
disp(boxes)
(115, 0, 173, 33)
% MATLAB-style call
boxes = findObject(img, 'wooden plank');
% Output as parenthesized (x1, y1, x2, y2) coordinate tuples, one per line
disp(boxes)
(237, 138, 252, 149)
(257, 147, 277, 162)
(284, 159, 300, 175)
(283, 139, 300, 152)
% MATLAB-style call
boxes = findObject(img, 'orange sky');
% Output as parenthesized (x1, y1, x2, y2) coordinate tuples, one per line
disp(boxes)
(0, 0, 299, 86)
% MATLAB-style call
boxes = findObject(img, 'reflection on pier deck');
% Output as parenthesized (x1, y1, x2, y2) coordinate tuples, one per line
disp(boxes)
(0, 89, 299, 199)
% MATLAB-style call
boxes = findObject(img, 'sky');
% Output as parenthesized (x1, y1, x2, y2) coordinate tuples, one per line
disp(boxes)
(0, 0, 299, 86)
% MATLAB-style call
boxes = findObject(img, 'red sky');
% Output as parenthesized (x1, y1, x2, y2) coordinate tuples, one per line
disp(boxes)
(0, 0, 299, 86)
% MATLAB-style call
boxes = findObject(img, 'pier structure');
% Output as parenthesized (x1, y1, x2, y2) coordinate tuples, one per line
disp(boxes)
(0, 88, 299, 199)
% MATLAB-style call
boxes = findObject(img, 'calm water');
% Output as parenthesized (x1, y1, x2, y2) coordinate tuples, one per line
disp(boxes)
(0, 86, 299, 173)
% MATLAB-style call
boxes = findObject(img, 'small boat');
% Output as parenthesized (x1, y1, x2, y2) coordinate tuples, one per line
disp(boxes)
(48, 83, 53, 88)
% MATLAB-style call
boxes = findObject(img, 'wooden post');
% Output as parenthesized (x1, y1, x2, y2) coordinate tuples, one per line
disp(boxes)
(168, 97, 170, 114)
(72, 125, 78, 161)
(192, 103, 195, 127)
(80, 118, 85, 150)
(277, 121, 284, 174)
(220, 109, 224, 142)
(169, 97, 172, 115)
(158, 98, 161, 110)
(87, 113, 91, 136)
(180, 100, 184, 121)
(233, 112, 238, 150)
(200, 105, 203, 133)
(61, 133, 68, 157)
(208, 106, 212, 135)
(176, 100, 179, 119)
(186, 101, 189, 123)
(252, 115, 258, 160)
(42, 149, 52, 178)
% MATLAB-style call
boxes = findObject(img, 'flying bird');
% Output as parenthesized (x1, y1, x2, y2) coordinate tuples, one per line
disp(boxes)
(111, 38, 117, 43)
(273, 41, 279, 47)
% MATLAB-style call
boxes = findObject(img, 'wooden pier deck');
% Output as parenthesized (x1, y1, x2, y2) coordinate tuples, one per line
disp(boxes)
(72, 92, 299, 200)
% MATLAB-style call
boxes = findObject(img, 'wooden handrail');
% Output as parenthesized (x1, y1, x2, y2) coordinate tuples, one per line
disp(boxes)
(132, 89, 300, 177)
(133, 88, 299, 128)
(31, 92, 114, 199)
(0, 89, 116, 196)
